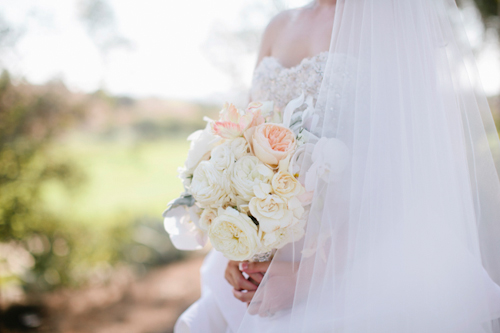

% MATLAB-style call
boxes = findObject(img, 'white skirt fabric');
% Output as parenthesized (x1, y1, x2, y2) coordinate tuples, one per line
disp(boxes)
(174, 250, 247, 333)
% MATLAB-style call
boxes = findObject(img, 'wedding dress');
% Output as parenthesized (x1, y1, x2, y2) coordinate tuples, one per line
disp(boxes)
(173, 49, 329, 333)
(237, 0, 500, 332)
(173, 0, 500, 331)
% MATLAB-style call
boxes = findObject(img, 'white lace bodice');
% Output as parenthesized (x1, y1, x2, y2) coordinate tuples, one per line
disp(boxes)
(250, 51, 328, 110)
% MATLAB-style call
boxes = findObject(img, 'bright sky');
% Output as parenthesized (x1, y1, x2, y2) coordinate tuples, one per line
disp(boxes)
(0, 0, 498, 102)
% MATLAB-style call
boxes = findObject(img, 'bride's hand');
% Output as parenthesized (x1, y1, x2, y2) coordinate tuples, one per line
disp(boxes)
(230, 261, 270, 304)
(225, 261, 266, 295)
(245, 261, 298, 317)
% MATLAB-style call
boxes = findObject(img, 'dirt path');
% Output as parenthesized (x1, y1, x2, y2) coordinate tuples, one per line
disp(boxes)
(43, 256, 204, 333)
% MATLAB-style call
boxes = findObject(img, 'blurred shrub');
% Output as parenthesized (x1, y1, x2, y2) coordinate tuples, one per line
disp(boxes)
(0, 70, 91, 295)
(0, 71, 85, 239)
(0, 70, 192, 302)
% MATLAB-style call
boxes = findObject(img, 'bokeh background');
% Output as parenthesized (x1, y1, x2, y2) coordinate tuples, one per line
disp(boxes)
(0, 0, 498, 332)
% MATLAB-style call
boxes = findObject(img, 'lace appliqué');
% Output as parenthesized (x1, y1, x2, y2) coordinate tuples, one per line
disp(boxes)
(250, 52, 328, 111)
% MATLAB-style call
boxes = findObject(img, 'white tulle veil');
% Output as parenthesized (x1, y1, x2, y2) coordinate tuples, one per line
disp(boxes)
(237, 0, 500, 332)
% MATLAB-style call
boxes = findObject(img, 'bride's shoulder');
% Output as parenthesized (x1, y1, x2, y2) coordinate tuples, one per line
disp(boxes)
(263, 11, 291, 39)
(258, 8, 302, 59)
(265, 7, 304, 36)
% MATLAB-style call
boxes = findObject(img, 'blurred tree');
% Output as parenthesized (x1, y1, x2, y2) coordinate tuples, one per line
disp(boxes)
(468, 0, 500, 35)
(78, 0, 132, 56)
(0, 15, 23, 51)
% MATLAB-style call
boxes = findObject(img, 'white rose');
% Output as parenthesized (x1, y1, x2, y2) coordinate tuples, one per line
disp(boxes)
(210, 142, 235, 172)
(231, 156, 274, 202)
(191, 161, 233, 208)
(199, 208, 217, 231)
(287, 196, 305, 219)
(208, 207, 261, 261)
(271, 170, 304, 199)
(180, 123, 222, 187)
(261, 218, 306, 252)
(249, 183, 294, 233)
(229, 137, 251, 160)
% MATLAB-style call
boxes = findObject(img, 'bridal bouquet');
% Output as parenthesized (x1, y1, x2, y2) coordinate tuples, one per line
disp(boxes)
(163, 98, 312, 261)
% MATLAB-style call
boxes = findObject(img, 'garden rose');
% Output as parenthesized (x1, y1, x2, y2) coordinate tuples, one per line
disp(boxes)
(272, 170, 304, 199)
(209, 207, 260, 261)
(179, 123, 221, 187)
(249, 183, 294, 233)
(191, 161, 233, 208)
(247, 123, 296, 168)
(231, 156, 274, 202)
(210, 142, 235, 172)
(229, 137, 251, 160)
(261, 218, 306, 252)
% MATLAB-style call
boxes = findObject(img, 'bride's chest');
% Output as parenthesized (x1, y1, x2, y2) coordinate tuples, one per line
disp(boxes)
(250, 52, 328, 110)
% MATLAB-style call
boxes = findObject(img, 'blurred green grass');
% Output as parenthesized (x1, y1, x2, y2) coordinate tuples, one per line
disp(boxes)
(42, 136, 190, 229)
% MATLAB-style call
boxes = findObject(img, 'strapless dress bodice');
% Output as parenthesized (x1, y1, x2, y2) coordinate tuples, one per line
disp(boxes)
(250, 51, 328, 110)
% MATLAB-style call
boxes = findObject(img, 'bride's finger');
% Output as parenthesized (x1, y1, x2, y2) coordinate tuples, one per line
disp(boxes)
(232, 289, 256, 303)
(248, 272, 264, 284)
(232, 271, 258, 291)
(241, 261, 270, 274)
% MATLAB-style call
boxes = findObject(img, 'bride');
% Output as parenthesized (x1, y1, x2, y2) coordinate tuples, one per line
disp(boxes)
(173, 0, 500, 332)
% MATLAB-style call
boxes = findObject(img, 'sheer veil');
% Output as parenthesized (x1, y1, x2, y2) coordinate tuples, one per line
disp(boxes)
(238, 0, 500, 332)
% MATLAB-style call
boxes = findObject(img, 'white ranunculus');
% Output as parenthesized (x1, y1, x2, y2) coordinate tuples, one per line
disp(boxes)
(231, 156, 274, 202)
(229, 137, 251, 160)
(208, 207, 260, 261)
(199, 208, 217, 231)
(180, 122, 222, 187)
(210, 142, 235, 172)
(249, 185, 294, 233)
(191, 161, 233, 208)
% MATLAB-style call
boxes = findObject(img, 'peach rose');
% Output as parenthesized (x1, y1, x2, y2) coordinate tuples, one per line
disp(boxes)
(248, 123, 296, 168)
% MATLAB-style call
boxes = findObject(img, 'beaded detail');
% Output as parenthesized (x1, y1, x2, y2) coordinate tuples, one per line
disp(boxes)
(251, 51, 328, 111)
